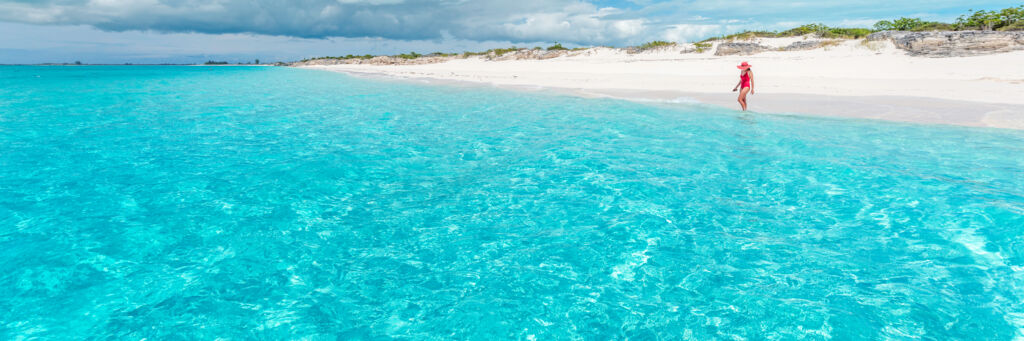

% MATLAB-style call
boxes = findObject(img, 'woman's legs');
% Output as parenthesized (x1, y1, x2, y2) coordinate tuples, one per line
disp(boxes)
(738, 87, 750, 111)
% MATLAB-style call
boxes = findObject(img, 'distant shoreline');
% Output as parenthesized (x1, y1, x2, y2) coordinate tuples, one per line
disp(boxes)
(0, 64, 275, 66)
(306, 66, 1024, 131)
(298, 33, 1024, 130)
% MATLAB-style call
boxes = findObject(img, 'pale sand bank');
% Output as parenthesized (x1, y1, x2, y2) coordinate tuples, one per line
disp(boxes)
(301, 38, 1024, 130)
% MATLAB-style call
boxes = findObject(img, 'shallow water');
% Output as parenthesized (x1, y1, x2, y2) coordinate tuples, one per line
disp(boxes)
(2, 65, 1024, 339)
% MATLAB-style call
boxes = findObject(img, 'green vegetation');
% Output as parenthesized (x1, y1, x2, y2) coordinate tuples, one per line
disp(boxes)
(462, 47, 521, 57)
(546, 43, 568, 51)
(776, 24, 828, 36)
(735, 31, 776, 40)
(911, 22, 954, 31)
(688, 4, 1022, 46)
(873, 18, 949, 31)
(687, 5, 1022, 46)
(1002, 21, 1024, 31)
(869, 6, 1023, 32)
(298, 54, 375, 62)
(776, 24, 872, 38)
(463, 45, 579, 57)
(204, 61, 229, 65)
(491, 47, 520, 56)
(697, 25, 870, 44)
(427, 52, 459, 57)
(395, 52, 421, 59)
(636, 40, 676, 50)
(954, 6, 1024, 30)
(821, 27, 872, 38)
(693, 42, 712, 53)
(702, 30, 775, 42)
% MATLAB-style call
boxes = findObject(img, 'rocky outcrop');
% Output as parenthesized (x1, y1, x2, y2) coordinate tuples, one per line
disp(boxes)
(291, 55, 459, 66)
(714, 42, 770, 56)
(290, 49, 583, 66)
(625, 44, 678, 54)
(781, 40, 831, 51)
(489, 49, 570, 61)
(867, 30, 1024, 57)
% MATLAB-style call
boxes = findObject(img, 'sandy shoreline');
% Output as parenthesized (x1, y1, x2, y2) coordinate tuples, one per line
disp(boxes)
(299, 38, 1024, 130)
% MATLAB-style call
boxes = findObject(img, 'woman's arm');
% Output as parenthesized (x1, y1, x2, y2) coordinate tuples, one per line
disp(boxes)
(733, 78, 742, 91)
(749, 72, 754, 94)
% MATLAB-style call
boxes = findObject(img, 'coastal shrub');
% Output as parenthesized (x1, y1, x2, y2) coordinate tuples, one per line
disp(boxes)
(821, 27, 873, 38)
(490, 47, 519, 56)
(999, 21, 1024, 31)
(307, 55, 375, 61)
(778, 24, 830, 37)
(636, 40, 676, 50)
(773, 24, 871, 39)
(396, 52, 422, 59)
(546, 43, 568, 51)
(911, 22, 954, 31)
(725, 31, 776, 41)
(954, 6, 1024, 30)
(461, 47, 519, 58)
(693, 42, 712, 53)
(700, 31, 774, 43)
(874, 18, 924, 31)
(872, 17, 951, 32)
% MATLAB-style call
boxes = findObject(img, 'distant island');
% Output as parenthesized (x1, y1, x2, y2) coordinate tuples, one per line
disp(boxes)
(204, 59, 261, 65)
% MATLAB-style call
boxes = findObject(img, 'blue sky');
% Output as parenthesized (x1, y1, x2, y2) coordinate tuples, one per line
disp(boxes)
(0, 0, 1019, 64)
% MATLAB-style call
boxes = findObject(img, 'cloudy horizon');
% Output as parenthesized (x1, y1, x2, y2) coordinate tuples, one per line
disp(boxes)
(0, 0, 1019, 64)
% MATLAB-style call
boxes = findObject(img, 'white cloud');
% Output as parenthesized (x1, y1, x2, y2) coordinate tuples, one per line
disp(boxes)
(483, 2, 650, 44)
(659, 24, 722, 42)
(0, 0, 1011, 62)
(0, 0, 661, 45)
(336, 0, 406, 4)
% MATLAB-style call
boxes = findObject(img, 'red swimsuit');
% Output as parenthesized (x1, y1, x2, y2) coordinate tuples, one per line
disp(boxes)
(740, 72, 751, 89)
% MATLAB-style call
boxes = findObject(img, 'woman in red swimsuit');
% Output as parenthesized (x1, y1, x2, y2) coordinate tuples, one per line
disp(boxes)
(732, 61, 754, 111)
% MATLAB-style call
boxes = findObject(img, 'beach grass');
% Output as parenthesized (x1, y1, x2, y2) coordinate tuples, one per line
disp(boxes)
(546, 43, 569, 51)
(693, 42, 712, 53)
(636, 40, 677, 51)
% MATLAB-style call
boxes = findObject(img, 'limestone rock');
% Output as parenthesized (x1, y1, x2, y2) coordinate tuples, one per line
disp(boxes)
(714, 42, 769, 56)
(781, 40, 825, 51)
(867, 30, 1024, 57)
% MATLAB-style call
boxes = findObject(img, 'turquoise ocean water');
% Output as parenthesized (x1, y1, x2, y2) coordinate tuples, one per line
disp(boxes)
(1, 65, 1024, 339)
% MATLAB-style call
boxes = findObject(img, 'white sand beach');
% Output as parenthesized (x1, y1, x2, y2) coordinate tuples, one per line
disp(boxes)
(301, 37, 1024, 130)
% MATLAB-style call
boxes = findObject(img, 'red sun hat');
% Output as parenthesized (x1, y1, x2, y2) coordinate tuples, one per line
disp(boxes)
(737, 61, 751, 69)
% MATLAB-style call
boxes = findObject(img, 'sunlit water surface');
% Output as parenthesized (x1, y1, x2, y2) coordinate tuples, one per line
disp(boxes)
(2, 66, 1024, 339)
